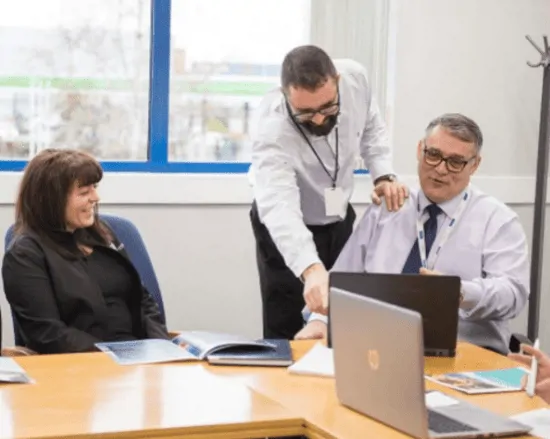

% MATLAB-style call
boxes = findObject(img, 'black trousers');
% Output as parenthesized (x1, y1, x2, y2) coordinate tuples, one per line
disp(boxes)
(250, 202, 356, 339)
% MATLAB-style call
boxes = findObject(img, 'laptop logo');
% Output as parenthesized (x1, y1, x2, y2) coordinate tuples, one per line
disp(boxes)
(367, 349, 380, 371)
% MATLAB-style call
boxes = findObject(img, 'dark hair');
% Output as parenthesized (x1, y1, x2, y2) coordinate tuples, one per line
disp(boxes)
(426, 113, 484, 152)
(15, 148, 111, 256)
(281, 45, 337, 91)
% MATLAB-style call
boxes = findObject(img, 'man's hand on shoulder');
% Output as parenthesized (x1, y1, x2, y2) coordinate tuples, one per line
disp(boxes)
(371, 180, 409, 212)
(294, 320, 328, 340)
(302, 263, 329, 315)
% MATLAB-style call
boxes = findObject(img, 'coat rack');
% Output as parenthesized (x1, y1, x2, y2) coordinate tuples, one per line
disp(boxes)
(526, 35, 550, 341)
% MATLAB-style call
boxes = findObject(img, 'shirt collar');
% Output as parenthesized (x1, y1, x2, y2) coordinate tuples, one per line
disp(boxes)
(418, 187, 468, 218)
(271, 89, 286, 113)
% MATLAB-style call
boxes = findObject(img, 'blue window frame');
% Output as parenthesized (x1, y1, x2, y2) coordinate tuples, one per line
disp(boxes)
(144, 0, 252, 173)
(0, 0, 251, 174)
(0, 0, 367, 175)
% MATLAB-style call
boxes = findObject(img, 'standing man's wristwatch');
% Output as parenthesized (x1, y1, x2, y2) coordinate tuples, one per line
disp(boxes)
(374, 174, 397, 186)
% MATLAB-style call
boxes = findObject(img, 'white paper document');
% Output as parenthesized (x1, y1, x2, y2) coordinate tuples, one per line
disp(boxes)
(425, 391, 459, 409)
(511, 408, 550, 438)
(0, 357, 33, 384)
(288, 342, 334, 377)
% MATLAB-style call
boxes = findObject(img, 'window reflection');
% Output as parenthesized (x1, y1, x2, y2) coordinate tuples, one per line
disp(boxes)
(0, 0, 151, 160)
(169, 0, 311, 162)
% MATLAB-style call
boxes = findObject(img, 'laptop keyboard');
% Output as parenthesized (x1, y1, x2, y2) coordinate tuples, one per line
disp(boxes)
(428, 410, 479, 434)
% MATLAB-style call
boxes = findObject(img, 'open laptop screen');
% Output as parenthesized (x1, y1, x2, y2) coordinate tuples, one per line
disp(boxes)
(327, 272, 461, 357)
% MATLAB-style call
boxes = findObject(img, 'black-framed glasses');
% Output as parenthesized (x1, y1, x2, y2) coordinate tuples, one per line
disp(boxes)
(288, 90, 340, 122)
(422, 146, 477, 173)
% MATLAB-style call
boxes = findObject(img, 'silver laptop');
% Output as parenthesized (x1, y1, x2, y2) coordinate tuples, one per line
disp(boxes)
(330, 287, 531, 439)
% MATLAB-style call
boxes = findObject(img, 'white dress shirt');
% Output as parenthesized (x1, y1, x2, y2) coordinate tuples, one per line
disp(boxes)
(248, 59, 394, 278)
(309, 185, 530, 354)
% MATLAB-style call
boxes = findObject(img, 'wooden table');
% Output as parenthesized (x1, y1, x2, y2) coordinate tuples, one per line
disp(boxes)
(208, 341, 549, 439)
(0, 352, 304, 439)
(0, 341, 547, 439)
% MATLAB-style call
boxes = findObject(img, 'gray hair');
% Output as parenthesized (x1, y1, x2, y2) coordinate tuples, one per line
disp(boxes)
(425, 113, 483, 152)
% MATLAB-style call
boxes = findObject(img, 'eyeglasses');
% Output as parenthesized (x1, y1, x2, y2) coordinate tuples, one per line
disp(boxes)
(288, 91, 340, 122)
(422, 146, 477, 173)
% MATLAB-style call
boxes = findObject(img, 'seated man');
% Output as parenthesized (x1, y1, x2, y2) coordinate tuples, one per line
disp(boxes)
(296, 113, 529, 355)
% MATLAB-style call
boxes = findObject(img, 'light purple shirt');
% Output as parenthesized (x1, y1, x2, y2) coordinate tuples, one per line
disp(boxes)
(310, 185, 529, 354)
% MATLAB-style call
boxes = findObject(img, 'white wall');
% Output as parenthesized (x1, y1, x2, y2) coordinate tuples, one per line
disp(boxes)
(392, 0, 547, 177)
(1, 0, 550, 351)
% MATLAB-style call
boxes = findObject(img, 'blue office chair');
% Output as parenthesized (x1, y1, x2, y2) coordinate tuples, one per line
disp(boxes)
(99, 213, 166, 324)
(3, 214, 167, 347)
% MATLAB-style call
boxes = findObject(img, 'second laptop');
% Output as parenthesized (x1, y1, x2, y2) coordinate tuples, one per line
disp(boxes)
(327, 272, 461, 357)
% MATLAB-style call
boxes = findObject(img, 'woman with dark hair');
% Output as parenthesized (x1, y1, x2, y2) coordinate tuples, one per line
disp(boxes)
(2, 148, 169, 354)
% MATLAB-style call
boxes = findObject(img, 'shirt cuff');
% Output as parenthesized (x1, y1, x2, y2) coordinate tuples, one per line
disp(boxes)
(367, 160, 395, 183)
(308, 312, 328, 325)
(460, 280, 483, 312)
(291, 252, 322, 279)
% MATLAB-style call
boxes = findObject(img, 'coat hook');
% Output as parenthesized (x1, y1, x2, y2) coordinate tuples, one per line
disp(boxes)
(526, 35, 550, 68)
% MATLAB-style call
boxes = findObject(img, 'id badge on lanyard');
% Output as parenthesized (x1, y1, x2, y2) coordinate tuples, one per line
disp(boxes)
(416, 188, 470, 270)
(324, 186, 346, 217)
(288, 107, 343, 218)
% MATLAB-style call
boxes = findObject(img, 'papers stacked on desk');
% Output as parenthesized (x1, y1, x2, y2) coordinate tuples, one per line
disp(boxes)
(0, 357, 33, 384)
(288, 342, 334, 377)
(426, 367, 528, 394)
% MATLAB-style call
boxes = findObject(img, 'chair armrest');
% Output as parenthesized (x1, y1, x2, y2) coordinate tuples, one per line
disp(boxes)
(1, 346, 37, 357)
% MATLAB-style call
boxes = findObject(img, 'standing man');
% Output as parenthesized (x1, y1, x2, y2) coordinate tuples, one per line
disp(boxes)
(248, 45, 408, 339)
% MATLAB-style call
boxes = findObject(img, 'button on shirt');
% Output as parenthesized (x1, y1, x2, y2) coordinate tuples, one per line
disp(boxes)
(248, 59, 394, 278)
(310, 185, 529, 354)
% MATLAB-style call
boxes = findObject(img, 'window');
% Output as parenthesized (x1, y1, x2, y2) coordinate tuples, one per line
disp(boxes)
(0, 0, 151, 161)
(0, 0, 392, 178)
(168, 0, 311, 163)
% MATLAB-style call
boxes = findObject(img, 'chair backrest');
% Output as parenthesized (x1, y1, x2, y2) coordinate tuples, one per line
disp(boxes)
(99, 213, 166, 323)
(4, 224, 14, 251)
(3, 214, 166, 346)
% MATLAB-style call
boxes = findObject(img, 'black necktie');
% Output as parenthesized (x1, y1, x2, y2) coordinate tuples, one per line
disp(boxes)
(402, 204, 442, 274)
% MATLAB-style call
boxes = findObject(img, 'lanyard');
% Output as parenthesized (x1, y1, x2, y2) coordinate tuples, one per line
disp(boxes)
(416, 188, 470, 270)
(286, 102, 339, 188)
